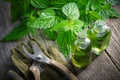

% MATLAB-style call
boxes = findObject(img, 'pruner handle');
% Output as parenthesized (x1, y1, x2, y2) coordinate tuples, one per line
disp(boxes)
(30, 66, 40, 80)
(49, 60, 78, 80)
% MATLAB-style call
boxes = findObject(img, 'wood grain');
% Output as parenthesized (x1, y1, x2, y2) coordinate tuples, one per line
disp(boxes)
(0, 0, 120, 80)
(77, 6, 120, 80)
(77, 52, 120, 80)
(0, 1, 29, 80)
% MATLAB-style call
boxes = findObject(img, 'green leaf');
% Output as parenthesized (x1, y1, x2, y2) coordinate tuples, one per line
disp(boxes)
(77, 0, 88, 6)
(57, 30, 76, 57)
(44, 29, 57, 40)
(26, 17, 37, 27)
(31, 8, 59, 29)
(50, 0, 68, 8)
(30, 0, 49, 9)
(62, 2, 80, 20)
(11, 2, 23, 22)
(89, 11, 101, 19)
(106, 0, 120, 5)
(51, 20, 84, 32)
(51, 20, 71, 32)
(73, 20, 84, 31)
(23, 0, 30, 13)
(80, 11, 101, 26)
(50, 0, 78, 8)
(9, 0, 30, 22)
(96, 4, 120, 19)
(1, 20, 31, 41)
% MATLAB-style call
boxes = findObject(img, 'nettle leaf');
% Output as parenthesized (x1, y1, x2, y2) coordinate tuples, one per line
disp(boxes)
(44, 29, 57, 40)
(30, 0, 49, 9)
(106, 0, 120, 5)
(89, 11, 101, 20)
(51, 20, 71, 32)
(62, 2, 80, 20)
(10, 0, 30, 22)
(50, 0, 68, 8)
(50, 0, 77, 8)
(1, 20, 31, 41)
(96, 4, 120, 19)
(51, 20, 84, 32)
(31, 8, 59, 29)
(26, 17, 37, 27)
(73, 20, 84, 31)
(80, 11, 101, 26)
(57, 30, 76, 57)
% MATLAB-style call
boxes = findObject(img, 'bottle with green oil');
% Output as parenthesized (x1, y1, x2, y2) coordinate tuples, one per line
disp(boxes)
(72, 31, 92, 68)
(87, 20, 111, 55)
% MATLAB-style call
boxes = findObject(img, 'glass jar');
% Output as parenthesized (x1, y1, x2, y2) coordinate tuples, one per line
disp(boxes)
(72, 31, 92, 68)
(87, 20, 111, 55)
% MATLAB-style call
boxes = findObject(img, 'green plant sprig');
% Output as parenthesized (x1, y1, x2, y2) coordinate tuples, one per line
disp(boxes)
(2, 0, 120, 57)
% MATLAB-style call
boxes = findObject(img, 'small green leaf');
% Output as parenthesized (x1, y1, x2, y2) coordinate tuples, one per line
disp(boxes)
(73, 20, 84, 32)
(89, 11, 101, 20)
(44, 29, 57, 40)
(26, 17, 36, 27)
(51, 20, 84, 32)
(62, 2, 80, 20)
(1, 20, 31, 41)
(31, 8, 59, 29)
(11, 2, 23, 22)
(80, 11, 101, 25)
(51, 20, 70, 32)
(9, 0, 30, 22)
(57, 30, 76, 57)
(30, 0, 49, 9)
(97, 7, 120, 19)
(106, 0, 120, 5)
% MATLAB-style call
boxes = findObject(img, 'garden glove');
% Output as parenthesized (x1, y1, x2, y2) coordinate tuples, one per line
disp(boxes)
(9, 39, 72, 80)
(7, 70, 24, 80)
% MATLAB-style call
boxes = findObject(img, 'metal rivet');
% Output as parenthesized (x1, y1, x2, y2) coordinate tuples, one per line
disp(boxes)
(36, 55, 42, 60)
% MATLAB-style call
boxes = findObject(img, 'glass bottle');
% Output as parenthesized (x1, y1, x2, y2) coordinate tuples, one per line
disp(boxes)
(87, 20, 111, 55)
(72, 31, 92, 68)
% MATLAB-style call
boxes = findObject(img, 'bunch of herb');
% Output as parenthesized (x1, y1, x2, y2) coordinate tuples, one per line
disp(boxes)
(2, 0, 120, 58)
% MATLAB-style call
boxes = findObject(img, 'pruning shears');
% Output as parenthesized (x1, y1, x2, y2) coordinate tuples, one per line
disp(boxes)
(23, 41, 78, 80)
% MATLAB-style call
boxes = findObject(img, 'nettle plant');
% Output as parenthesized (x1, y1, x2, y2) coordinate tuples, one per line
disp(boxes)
(2, 0, 120, 57)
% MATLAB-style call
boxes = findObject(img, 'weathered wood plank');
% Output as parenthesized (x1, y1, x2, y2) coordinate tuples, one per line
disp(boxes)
(77, 6, 120, 80)
(106, 18, 120, 70)
(0, 1, 15, 80)
(77, 52, 120, 80)
(0, 1, 29, 80)
(105, 5, 120, 70)
(1, 0, 120, 80)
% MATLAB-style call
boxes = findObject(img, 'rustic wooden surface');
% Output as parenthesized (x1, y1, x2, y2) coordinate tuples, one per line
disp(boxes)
(0, 1, 120, 80)
(77, 5, 120, 80)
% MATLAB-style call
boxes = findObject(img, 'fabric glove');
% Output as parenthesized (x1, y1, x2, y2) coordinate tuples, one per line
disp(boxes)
(8, 39, 72, 80)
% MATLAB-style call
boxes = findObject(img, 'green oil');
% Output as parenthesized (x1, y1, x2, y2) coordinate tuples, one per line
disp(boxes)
(87, 20, 111, 55)
(72, 31, 92, 68)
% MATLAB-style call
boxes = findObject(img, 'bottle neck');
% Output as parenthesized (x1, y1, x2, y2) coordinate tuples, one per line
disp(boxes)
(92, 20, 110, 37)
(75, 37, 90, 49)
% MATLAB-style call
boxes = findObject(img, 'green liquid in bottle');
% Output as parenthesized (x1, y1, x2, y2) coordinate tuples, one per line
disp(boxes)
(87, 20, 111, 55)
(72, 31, 92, 68)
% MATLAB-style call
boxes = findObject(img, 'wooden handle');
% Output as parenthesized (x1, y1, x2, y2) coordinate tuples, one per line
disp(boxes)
(50, 60, 78, 80)
(30, 66, 40, 80)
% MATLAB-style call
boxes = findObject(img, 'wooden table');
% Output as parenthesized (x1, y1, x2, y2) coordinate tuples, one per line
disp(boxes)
(0, 1, 120, 80)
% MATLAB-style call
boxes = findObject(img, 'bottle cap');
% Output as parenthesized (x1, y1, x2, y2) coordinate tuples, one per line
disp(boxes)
(77, 31, 87, 39)
(93, 20, 109, 37)
(94, 20, 106, 33)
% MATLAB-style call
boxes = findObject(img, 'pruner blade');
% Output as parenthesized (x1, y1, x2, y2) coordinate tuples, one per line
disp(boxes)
(23, 42, 50, 64)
